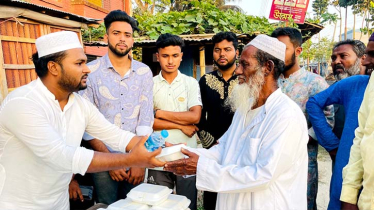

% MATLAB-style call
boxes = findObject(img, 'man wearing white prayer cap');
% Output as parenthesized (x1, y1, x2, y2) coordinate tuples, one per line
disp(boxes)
(164, 34, 309, 210)
(0, 31, 164, 209)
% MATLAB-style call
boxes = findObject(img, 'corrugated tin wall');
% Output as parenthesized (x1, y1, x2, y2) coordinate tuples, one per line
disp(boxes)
(0, 18, 81, 100)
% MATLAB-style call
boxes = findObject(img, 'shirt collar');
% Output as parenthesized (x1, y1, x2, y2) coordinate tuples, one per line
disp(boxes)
(102, 53, 136, 73)
(280, 67, 305, 80)
(217, 69, 236, 78)
(157, 70, 182, 84)
(36, 77, 75, 110)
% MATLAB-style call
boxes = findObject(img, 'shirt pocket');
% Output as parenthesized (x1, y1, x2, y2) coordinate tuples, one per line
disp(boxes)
(241, 137, 262, 165)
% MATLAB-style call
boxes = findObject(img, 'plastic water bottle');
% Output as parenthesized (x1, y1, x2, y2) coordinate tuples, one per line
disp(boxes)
(144, 130, 169, 152)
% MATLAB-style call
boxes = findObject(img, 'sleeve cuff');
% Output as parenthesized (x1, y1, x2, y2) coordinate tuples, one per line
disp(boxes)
(82, 132, 94, 141)
(136, 126, 153, 136)
(340, 185, 359, 204)
(119, 132, 136, 153)
(72, 147, 94, 175)
(308, 127, 317, 140)
(196, 155, 210, 190)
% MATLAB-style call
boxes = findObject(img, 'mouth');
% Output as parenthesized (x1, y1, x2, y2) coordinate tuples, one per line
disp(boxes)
(166, 66, 175, 69)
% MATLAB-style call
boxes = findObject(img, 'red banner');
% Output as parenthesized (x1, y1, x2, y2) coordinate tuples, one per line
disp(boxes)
(268, 0, 310, 24)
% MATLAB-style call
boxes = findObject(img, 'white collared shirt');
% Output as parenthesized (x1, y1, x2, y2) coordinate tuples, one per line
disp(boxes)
(0, 78, 135, 209)
(190, 89, 308, 210)
(153, 70, 202, 148)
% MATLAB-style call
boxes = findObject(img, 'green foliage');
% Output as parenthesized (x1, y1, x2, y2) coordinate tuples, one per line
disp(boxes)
(82, 23, 106, 42)
(312, 0, 329, 21)
(134, 0, 274, 40)
(300, 37, 334, 64)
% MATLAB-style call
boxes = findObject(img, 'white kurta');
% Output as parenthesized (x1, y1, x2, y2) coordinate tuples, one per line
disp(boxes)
(0, 78, 135, 210)
(190, 88, 308, 210)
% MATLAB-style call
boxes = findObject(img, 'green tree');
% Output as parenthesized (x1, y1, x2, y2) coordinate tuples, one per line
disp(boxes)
(312, 0, 329, 22)
(321, 13, 339, 42)
(338, 0, 358, 40)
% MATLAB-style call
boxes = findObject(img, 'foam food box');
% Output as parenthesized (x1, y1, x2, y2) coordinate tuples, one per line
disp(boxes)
(126, 183, 172, 206)
(156, 144, 188, 162)
(150, 194, 191, 210)
(107, 198, 150, 210)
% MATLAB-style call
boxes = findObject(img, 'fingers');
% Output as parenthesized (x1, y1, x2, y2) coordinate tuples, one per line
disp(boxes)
(139, 135, 149, 145)
(150, 146, 162, 156)
(165, 142, 174, 147)
(181, 148, 193, 156)
(77, 189, 84, 202)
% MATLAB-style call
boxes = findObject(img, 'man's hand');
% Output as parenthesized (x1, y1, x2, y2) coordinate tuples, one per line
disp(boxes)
(180, 125, 199, 138)
(164, 148, 199, 176)
(69, 179, 84, 202)
(109, 168, 129, 182)
(329, 148, 338, 162)
(341, 202, 358, 210)
(128, 136, 165, 168)
(128, 167, 145, 185)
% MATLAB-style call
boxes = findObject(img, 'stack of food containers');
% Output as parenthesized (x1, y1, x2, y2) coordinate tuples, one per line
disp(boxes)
(106, 183, 191, 210)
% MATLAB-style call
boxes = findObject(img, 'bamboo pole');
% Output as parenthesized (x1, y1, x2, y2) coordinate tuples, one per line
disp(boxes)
(199, 46, 205, 77)
(0, 38, 9, 104)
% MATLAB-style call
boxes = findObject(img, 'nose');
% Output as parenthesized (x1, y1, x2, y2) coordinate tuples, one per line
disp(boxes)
(235, 65, 243, 75)
(83, 64, 91, 74)
(168, 57, 173, 64)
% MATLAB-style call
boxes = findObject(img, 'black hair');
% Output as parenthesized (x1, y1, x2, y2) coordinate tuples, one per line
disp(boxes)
(212, 32, 239, 50)
(104, 10, 139, 32)
(333, 39, 366, 58)
(271, 27, 303, 48)
(156, 33, 185, 50)
(255, 49, 285, 80)
(32, 51, 67, 78)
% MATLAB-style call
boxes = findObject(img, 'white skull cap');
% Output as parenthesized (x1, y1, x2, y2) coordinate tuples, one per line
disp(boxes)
(36, 31, 83, 58)
(246, 34, 286, 62)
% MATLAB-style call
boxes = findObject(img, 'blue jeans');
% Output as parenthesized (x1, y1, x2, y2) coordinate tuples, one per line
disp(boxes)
(91, 171, 136, 205)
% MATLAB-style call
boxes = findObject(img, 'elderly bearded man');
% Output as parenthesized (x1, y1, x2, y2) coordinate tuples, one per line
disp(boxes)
(164, 34, 308, 210)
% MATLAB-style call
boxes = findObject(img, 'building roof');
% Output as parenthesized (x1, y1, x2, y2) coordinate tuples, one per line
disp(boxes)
(84, 21, 323, 47)
(0, 0, 100, 25)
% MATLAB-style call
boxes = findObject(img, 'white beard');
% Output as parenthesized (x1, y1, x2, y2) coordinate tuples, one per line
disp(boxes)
(334, 58, 361, 81)
(225, 67, 265, 115)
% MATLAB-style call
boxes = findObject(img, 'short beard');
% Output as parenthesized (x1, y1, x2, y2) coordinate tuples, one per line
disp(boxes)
(213, 56, 236, 71)
(284, 52, 296, 72)
(225, 66, 265, 115)
(108, 41, 132, 57)
(58, 65, 87, 92)
(334, 58, 361, 81)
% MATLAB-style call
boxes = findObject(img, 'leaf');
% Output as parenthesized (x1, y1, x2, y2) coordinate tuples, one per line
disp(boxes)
(213, 27, 220, 33)
(185, 14, 197, 22)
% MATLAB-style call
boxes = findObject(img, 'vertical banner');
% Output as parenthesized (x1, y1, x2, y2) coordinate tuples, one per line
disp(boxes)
(269, 0, 310, 24)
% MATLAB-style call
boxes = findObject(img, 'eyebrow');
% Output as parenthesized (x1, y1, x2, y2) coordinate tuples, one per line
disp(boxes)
(112, 30, 132, 34)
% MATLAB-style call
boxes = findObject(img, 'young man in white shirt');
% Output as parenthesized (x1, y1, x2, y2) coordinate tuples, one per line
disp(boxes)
(148, 33, 202, 210)
(0, 31, 164, 210)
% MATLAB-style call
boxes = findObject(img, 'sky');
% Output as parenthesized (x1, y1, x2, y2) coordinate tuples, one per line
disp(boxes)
(227, 0, 364, 42)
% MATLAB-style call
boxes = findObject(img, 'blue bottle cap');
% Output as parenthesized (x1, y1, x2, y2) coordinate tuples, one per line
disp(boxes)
(160, 130, 169, 138)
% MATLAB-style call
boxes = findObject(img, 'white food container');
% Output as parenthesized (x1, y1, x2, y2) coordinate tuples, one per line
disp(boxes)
(107, 198, 150, 210)
(156, 144, 187, 162)
(126, 183, 172, 206)
(150, 194, 191, 210)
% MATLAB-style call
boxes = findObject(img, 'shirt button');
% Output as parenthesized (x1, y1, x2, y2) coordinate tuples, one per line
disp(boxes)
(122, 108, 124, 110)
(121, 94, 123, 96)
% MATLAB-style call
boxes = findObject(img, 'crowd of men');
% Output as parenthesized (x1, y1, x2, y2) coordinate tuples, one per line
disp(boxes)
(0, 9, 374, 210)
